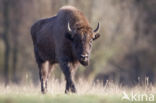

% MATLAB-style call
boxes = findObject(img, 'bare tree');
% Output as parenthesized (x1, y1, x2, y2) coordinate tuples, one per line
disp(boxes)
(2, 0, 11, 86)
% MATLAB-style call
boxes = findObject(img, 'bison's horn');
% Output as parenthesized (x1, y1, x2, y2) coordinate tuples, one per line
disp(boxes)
(94, 22, 100, 32)
(68, 22, 72, 32)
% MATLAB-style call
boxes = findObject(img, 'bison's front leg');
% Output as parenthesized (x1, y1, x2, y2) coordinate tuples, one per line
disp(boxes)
(39, 61, 50, 94)
(60, 62, 76, 93)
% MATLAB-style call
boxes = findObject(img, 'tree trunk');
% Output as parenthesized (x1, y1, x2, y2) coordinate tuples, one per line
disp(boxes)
(12, 43, 18, 83)
(2, 0, 11, 86)
(10, 0, 21, 84)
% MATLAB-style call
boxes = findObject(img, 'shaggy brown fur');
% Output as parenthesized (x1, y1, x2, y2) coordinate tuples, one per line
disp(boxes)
(30, 6, 100, 94)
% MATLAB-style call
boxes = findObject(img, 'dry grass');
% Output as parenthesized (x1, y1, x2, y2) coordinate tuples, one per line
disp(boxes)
(0, 78, 156, 95)
(0, 79, 156, 103)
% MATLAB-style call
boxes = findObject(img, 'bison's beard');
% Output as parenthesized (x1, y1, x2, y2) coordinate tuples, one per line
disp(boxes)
(79, 60, 89, 66)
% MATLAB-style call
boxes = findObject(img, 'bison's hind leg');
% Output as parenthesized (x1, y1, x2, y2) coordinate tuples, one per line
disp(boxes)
(39, 61, 49, 94)
(38, 61, 54, 94)
(34, 47, 52, 94)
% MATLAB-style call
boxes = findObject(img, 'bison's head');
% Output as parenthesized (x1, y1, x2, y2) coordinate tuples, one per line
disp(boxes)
(65, 22, 100, 66)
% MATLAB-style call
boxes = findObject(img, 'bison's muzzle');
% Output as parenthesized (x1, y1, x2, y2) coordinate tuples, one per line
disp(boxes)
(79, 54, 89, 66)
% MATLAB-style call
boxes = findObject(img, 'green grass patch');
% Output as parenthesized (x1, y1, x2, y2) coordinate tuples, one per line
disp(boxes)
(0, 94, 122, 103)
(0, 94, 153, 103)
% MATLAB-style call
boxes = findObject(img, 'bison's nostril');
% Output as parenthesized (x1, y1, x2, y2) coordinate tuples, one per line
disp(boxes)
(80, 54, 88, 61)
(81, 57, 85, 61)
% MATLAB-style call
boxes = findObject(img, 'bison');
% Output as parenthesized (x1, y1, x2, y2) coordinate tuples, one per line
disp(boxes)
(30, 6, 100, 94)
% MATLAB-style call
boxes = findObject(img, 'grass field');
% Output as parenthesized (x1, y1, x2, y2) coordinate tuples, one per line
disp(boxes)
(0, 94, 122, 103)
(0, 79, 155, 103)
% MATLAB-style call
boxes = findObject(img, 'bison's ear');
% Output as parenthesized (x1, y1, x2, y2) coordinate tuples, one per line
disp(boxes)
(93, 33, 100, 40)
(65, 32, 73, 41)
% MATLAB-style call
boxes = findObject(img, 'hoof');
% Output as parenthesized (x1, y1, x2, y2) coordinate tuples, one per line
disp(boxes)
(41, 89, 48, 94)
(65, 88, 76, 94)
